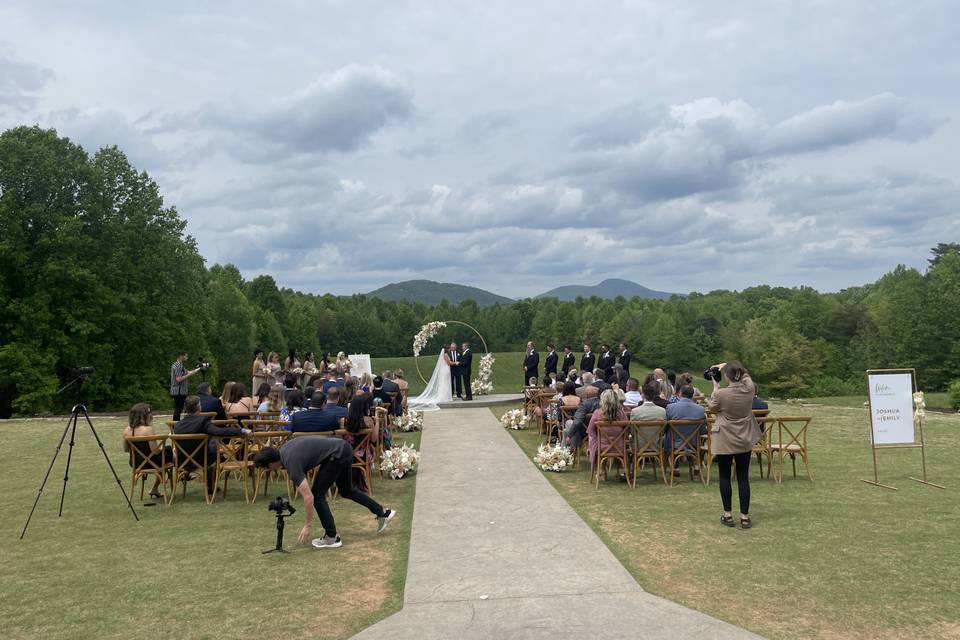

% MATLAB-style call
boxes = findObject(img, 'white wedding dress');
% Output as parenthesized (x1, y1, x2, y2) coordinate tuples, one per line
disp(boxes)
(408, 349, 452, 411)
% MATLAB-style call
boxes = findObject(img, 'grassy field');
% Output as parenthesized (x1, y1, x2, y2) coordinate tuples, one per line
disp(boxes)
(496, 401, 960, 640)
(0, 418, 420, 640)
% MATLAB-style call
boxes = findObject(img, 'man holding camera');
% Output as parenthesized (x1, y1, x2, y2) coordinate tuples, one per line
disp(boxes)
(253, 437, 396, 549)
(170, 350, 203, 421)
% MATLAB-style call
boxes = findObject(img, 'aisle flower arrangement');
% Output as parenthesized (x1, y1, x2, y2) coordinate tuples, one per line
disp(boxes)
(413, 321, 447, 357)
(380, 443, 420, 479)
(533, 443, 574, 472)
(500, 408, 529, 430)
(471, 353, 496, 396)
(393, 411, 424, 432)
(913, 391, 926, 420)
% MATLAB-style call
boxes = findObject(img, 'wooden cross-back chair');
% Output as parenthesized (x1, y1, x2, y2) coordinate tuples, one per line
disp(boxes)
(373, 407, 390, 478)
(249, 431, 292, 501)
(752, 416, 779, 479)
(338, 427, 376, 496)
(125, 435, 174, 504)
(386, 392, 400, 417)
(593, 420, 633, 488)
(522, 386, 540, 418)
(699, 416, 716, 485)
(214, 436, 254, 502)
(771, 417, 813, 482)
(666, 419, 706, 486)
(631, 420, 667, 486)
(198, 411, 217, 418)
(242, 419, 282, 432)
(257, 411, 281, 421)
(557, 405, 584, 468)
(169, 433, 211, 504)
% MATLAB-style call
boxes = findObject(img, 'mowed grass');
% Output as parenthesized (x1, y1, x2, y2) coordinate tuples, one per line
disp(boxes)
(497, 402, 960, 640)
(0, 417, 420, 640)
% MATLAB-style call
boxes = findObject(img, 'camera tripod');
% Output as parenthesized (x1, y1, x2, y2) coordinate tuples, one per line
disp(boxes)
(264, 502, 297, 554)
(20, 371, 139, 540)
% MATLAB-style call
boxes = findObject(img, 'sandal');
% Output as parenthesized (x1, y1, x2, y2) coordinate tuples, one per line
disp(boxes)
(720, 514, 735, 528)
(740, 516, 752, 530)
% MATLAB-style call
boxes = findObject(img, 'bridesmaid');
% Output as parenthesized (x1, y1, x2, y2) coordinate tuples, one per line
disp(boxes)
(303, 352, 319, 386)
(335, 351, 351, 376)
(251, 349, 267, 395)
(283, 348, 302, 376)
(265, 352, 283, 386)
(320, 352, 332, 375)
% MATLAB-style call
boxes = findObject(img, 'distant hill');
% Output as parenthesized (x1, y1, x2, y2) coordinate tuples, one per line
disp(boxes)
(535, 278, 678, 301)
(367, 280, 515, 306)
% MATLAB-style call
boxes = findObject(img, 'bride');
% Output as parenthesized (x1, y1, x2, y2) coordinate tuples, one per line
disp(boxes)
(408, 346, 455, 411)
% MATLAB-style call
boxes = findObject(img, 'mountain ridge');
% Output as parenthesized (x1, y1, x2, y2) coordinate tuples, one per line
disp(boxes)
(367, 279, 515, 306)
(535, 278, 678, 301)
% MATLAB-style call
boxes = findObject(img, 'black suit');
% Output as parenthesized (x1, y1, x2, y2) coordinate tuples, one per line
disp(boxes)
(598, 351, 615, 380)
(381, 378, 403, 415)
(197, 392, 226, 420)
(523, 350, 539, 384)
(562, 352, 576, 376)
(580, 352, 595, 374)
(544, 351, 558, 376)
(459, 349, 473, 400)
(618, 351, 631, 377)
(173, 414, 244, 488)
(449, 350, 462, 397)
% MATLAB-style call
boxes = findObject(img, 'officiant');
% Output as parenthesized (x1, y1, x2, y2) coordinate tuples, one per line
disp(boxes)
(448, 342, 463, 399)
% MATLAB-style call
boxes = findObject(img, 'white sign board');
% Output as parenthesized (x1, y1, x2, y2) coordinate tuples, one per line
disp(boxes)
(867, 372, 915, 445)
(349, 354, 372, 378)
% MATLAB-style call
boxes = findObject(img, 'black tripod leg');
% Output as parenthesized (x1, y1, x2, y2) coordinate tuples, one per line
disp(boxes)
(20, 417, 73, 539)
(79, 406, 140, 522)
(57, 410, 80, 517)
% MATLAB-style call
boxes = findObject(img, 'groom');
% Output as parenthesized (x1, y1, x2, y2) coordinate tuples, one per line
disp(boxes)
(448, 342, 462, 399)
(459, 341, 473, 401)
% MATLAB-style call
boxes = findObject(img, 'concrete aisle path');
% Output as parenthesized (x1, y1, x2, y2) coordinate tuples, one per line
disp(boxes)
(353, 408, 761, 640)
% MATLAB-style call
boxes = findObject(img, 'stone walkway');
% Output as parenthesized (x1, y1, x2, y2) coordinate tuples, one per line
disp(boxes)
(353, 408, 761, 639)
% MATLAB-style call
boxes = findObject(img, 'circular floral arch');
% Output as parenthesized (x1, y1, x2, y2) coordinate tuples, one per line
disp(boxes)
(412, 320, 496, 395)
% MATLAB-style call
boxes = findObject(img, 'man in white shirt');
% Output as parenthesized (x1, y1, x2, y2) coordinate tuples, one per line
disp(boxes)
(622, 378, 642, 407)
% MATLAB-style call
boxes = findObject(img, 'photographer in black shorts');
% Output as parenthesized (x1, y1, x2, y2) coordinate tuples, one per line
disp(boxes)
(253, 436, 396, 548)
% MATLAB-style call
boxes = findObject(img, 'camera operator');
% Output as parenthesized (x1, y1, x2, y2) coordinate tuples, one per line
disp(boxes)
(705, 361, 761, 530)
(170, 350, 203, 420)
(253, 437, 396, 549)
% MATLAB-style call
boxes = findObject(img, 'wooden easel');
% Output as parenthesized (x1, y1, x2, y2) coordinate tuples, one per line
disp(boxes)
(860, 368, 945, 491)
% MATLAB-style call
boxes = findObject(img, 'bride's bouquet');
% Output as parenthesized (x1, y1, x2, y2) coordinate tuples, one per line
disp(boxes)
(533, 443, 574, 472)
(380, 443, 420, 479)
(500, 408, 529, 430)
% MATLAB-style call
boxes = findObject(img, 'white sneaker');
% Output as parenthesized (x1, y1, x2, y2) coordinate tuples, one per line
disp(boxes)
(311, 535, 342, 549)
(377, 509, 396, 533)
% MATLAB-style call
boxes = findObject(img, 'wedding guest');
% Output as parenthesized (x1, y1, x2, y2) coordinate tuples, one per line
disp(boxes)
(653, 379, 672, 408)
(341, 378, 357, 406)
(665, 384, 707, 475)
(279, 389, 305, 425)
(358, 372, 374, 394)
(197, 382, 227, 420)
(622, 378, 642, 407)
(219, 382, 235, 411)
(752, 387, 769, 411)
(174, 396, 249, 492)
(523, 341, 539, 385)
(291, 387, 347, 433)
(122, 402, 171, 499)
(527, 376, 539, 387)
(565, 385, 599, 450)
(677, 372, 704, 399)
(343, 393, 378, 492)
(591, 369, 612, 392)
(282, 373, 299, 402)
(612, 363, 628, 389)
(707, 361, 761, 530)
(252, 349, 268, 398)
(587, 389, 627, 475)
(560, 381, 580, 407)
(259, 385, 284, 415)
(254, 382, 272, 409)
(630, 382, 666, 421)
(381, 370, 403, 415)
(394, 369, 409, 411)
(575, 372, 595, 399)
(266, 352, 283, 386)
(224, 382, 256, 415)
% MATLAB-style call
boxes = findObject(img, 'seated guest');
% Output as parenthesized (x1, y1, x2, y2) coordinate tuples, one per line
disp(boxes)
(343, 393, 378, 492)
(575, 372, 595, 399)
(253, 382, 272, 410)
(592, 369, 612, 391)
(122, 402, 172, 499)
(381, 370, 403, 415)
(321, 370, 341, 393)
(303, 385, 315, 407)
(224, 382, 256, 415)
(219, 382, 235, 411)
(290, 387, 348, 433)
(341, 378, 357, 407)
(279, 389, 305, 424)
(527, 376, 539, 387)
(665, 384, 707, 471)
(358, 372, 374, 394)
(393, 369, 409, 412)
(612, 363, 628, 389)
(282, 373, 299, 402)
(630, 382, 667, 421)
(677, 372, 705, 399)
(622, 378, 642, 407)
(587, 389, 627, 474)
(173, 396, 249, 492)
(259, 385, 284, 415)
(567, 369, 579, 384)
(371, 375, 392, 408)
(197, 382, 227, 420)
(752, 387, 769, 411)
(560, 381, 580, 407)
(565, 385, 599, 450)
(653, 379, 672, 408)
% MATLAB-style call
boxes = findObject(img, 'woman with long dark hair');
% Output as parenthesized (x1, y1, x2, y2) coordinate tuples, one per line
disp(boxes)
(343, 393, 377, 492)
(706, 361, 761, 529)
(224, 382, 255, 414)
(122, 403, 171, 499)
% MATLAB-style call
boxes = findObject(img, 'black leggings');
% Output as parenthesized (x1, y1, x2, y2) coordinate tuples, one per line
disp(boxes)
(311, 451, 386, 538)
(172, 394, 187, 421)
(715, 451, 751, 514)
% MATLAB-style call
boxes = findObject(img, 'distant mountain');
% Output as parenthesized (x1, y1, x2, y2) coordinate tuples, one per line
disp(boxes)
(367, 280, 515, 306)
(535, 278, 679, 301)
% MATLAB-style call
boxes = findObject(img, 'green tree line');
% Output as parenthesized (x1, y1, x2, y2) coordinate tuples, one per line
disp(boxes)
(2, 126, 958, 416)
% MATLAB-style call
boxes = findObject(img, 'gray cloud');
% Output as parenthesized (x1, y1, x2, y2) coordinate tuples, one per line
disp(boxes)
(0, 52, 53, 110)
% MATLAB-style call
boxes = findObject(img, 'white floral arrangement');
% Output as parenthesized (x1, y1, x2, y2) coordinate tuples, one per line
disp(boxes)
(533, 443, 574, 472)
(913, 391, 926, 420)
(413, 321, 447, 357)
(380, 443, 420, 479)
(500, 408, 529, 430)
(393, 411, 424, 432)
(471, 352, 496, 396)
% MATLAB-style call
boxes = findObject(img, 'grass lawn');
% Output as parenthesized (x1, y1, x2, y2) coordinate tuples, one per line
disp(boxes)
(0, 417, 420, 640)
(496, 401, 960, 640)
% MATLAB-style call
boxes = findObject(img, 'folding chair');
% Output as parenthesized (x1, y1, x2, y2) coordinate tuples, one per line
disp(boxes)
(249, 431, 291, 502)
(593, 420, 632, 488)
(169, 433, 211, 504)
(214, 436, 253, 502)
(753, 416, 778, 479)
(666, 419, 706, 486)
(771, 417, 813, 483)
(126, 435, 174, 504)
(631, 420, 667, 486)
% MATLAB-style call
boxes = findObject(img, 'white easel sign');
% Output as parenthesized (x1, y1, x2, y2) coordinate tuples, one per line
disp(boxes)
(867, 372, 915, 445)
(349, 354, 372, 378)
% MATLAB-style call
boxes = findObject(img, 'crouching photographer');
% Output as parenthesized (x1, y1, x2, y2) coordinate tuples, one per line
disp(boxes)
(705, 361, 761, 530)
(253, 437, 396, 549)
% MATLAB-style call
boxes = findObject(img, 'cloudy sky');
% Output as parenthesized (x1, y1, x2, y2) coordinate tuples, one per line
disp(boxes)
(2, 1, 958, 297)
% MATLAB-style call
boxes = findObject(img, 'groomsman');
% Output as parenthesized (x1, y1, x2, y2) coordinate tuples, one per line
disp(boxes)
(617, 342, 631, 377)
(544, 344, 558, 377)
(598, 344, 615, 381)
(580, 343, 595, 375)
(561, 345, 576, 377)
(522, 341, 540, 385)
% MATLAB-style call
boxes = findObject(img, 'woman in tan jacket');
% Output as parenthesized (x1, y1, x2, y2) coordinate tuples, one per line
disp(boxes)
(706, 361, 761, 529)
